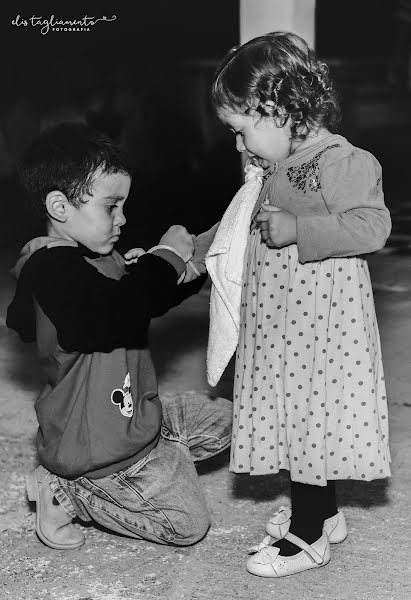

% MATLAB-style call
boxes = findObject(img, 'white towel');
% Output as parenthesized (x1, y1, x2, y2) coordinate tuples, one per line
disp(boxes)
(205, 163, 264, 386)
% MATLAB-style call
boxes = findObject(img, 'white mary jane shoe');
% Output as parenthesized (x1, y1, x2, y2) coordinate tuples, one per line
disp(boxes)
(248, 506, 347, 561)
(265, 505, 348, 544)
(247, 531, 330, 578)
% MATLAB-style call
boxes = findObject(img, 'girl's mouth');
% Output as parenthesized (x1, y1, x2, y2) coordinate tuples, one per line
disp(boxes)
(252, 157, 270, 169)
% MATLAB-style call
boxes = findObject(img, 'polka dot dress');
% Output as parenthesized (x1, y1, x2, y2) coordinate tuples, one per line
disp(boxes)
(231, 229, 391, 484)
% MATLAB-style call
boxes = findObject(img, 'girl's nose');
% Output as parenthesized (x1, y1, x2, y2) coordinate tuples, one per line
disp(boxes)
(236, 134, 246, 152)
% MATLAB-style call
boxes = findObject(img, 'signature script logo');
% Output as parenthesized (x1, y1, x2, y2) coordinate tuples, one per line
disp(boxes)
(11, 14, 117, 35)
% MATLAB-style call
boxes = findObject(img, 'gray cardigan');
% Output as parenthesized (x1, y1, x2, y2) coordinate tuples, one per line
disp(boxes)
(192, 134, 391, 268)
(251, 134, 391, 263)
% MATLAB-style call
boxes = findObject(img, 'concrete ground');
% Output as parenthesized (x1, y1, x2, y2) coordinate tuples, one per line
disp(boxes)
(0, 242, 410, 600)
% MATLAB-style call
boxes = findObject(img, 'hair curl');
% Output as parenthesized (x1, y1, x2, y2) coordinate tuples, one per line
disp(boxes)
(211, 31, 341, 140)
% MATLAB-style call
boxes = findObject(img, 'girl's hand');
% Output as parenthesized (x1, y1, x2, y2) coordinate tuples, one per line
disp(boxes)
(254, 205, 297, 247)
(124, 247, 146, 265)
(158, 225, 195, 263)
(183, 260, 202, 283)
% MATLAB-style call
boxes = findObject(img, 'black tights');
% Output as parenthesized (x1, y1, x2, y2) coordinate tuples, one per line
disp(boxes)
(273, 480, 337, 556)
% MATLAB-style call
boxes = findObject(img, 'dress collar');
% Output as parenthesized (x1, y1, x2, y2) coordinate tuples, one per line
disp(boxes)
(262, 133, 345, 176)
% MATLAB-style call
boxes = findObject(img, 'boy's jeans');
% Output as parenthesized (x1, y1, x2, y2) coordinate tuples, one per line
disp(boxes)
(48, 391, 232, 546)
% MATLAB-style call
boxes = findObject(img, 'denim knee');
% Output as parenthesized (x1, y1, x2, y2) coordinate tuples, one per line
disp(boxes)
(171, 508, 211, 546)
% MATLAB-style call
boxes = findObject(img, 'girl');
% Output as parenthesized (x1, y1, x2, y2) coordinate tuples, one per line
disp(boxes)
(207, 31, 391, 578)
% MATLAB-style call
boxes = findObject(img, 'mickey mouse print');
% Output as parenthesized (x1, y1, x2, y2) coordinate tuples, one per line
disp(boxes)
(110, 372, 133, 418)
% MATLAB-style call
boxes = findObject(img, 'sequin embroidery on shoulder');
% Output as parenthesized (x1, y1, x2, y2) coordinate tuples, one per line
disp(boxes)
(287, 144, 342, 194)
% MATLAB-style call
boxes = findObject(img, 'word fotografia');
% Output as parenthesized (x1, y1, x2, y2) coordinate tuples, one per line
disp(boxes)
(11, 14, 117, 35)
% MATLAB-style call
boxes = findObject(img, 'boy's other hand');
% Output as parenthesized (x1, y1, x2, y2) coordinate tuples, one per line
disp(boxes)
(124, 248, 146, 265)
(159, 225, 194, 262)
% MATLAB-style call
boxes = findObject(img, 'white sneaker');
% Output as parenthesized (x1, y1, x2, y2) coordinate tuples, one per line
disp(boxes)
(247, 531, 330, 578)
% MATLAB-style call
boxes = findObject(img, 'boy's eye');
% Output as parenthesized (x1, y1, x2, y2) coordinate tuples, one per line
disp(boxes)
(106, 205, 116, 213)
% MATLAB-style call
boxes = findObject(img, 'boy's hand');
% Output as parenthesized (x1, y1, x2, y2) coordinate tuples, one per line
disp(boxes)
(159, 225, 194, 262)
(124, 248, 146, 265)
(254, 205, 297, 248)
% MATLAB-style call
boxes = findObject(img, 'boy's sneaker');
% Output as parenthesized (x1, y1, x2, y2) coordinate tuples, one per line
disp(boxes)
(26, 465, 85, 550)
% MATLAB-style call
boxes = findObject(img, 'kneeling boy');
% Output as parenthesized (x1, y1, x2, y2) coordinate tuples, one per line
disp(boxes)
(7, 123, 231, 550)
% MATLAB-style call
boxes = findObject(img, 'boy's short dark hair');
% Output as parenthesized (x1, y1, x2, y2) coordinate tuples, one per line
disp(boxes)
(18, 122, 132, 220)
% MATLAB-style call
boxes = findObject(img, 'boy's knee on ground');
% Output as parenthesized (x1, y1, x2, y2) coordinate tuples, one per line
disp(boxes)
(171, 507, 211, 546)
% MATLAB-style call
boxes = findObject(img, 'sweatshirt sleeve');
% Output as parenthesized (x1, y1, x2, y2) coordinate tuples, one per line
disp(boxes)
(29, 247, 185, 353)
(296, 150, 391, 263)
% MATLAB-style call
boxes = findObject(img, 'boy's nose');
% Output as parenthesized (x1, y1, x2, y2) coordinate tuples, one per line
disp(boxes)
(115, 212, 126, 227)
(236, 134, 246, 152)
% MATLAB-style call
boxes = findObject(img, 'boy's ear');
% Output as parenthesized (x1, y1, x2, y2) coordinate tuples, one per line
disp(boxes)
(45, 191, 70, 222)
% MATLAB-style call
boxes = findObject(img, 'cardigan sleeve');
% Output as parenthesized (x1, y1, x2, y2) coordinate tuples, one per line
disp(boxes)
(296, 149, 391, 263)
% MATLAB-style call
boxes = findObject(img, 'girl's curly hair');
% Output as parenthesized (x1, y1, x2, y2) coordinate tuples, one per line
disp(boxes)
(211, 31, 341, 140)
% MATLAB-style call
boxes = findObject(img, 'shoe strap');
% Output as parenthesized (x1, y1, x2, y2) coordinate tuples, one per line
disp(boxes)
(284, 532, 326, 565)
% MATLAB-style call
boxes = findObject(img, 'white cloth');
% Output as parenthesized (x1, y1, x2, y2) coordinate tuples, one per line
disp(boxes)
(205, 163, 264, 386)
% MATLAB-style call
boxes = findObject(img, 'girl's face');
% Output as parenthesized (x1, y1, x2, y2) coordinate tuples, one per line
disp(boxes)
(218, 108, 292, 168)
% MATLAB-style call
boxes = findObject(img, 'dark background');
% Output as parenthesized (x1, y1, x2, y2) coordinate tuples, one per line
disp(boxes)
(0, 0, 408, 254)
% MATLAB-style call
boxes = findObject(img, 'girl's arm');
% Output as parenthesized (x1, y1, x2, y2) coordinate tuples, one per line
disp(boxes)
(296, 150, 391, 263)
(184, 221, 220, 281)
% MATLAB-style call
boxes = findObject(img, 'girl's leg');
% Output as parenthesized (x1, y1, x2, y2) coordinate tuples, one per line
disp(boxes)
(274, 480, 337, 556)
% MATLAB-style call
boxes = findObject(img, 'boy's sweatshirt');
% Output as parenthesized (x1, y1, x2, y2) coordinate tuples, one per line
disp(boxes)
(6, 236, 203, 480)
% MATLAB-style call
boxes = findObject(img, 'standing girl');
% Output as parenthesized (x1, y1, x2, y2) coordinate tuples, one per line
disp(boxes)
(207, 31, 391, 577)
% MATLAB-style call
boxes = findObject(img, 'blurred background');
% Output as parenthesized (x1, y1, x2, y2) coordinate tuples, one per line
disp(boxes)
(0, 0, 410, 254)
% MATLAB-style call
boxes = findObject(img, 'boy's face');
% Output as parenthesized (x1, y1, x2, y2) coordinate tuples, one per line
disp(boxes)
(63, 170, 131, 255)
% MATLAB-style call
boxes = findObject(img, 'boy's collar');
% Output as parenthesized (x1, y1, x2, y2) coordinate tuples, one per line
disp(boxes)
(44, 232, 102, 258)
(77, 243, 101, 259)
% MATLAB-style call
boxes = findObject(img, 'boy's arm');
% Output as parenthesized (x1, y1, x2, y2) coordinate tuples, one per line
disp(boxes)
(170, 272, 209, 306)
(27, 246, 189, 353)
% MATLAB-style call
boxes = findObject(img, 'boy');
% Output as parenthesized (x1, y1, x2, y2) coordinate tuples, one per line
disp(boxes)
(7, 122, 231, 550)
